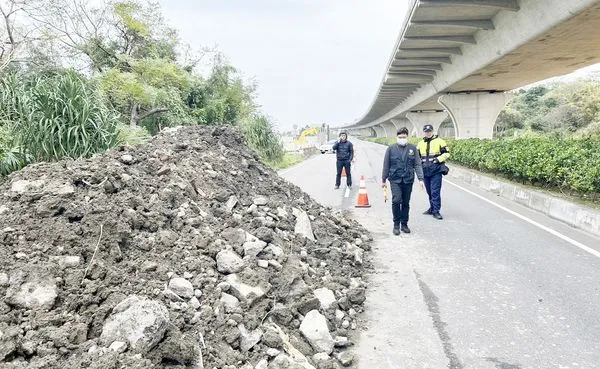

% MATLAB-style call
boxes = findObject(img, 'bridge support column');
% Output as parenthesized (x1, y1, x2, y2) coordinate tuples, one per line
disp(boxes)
(406, 111, 448, 136)
(382, 121, 397, 138)
(392, 118, 415, 136)
(438, 93, 509, 139)
(373, 125, 385, 137)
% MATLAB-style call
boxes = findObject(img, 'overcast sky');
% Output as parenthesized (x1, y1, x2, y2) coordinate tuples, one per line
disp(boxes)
(158, 1, 600, 132)
(159, 0, 408, 131)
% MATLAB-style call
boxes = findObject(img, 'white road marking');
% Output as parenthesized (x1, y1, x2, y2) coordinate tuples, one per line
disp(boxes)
(345, 187, 350, 198)
(445, 179, 600, 259)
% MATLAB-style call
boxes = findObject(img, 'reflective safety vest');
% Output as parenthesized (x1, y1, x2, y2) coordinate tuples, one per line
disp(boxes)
(417, 136, 450, 164)
(417, 136, 450, 177)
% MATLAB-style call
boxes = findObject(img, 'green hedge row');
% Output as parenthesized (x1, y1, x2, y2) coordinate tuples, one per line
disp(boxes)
(450, 138, 600, 194)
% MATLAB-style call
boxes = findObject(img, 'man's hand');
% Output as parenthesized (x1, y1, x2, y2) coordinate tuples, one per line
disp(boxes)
(382, 183, 387, 189)
(419, 181, 425, 190)
(432, 158, 440, 164)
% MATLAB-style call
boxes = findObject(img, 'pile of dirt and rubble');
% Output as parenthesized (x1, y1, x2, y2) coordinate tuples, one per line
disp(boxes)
(0, 126, 372, 369)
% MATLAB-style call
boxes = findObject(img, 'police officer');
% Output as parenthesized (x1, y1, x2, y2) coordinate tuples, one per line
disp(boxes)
(332, 131, 354, 189)
(382, 127, 424, 235)
(417, 124, 450, 220)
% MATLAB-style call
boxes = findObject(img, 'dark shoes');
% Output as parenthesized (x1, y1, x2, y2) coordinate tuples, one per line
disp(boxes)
(334, 186, 340, 190)
(393, 224, 411, 235)
(347, 185, 352, 189)
(424, 209, 444, 220)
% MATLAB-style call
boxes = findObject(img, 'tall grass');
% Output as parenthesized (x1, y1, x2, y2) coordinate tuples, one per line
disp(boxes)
(0, 71, 121, 175)
(241, 114, 284, 161)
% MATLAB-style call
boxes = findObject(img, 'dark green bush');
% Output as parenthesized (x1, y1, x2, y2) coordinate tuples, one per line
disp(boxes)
(450, 137, 600, 194)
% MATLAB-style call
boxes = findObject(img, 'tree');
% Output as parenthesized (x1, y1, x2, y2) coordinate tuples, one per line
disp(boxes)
(0, 0, 46, 70)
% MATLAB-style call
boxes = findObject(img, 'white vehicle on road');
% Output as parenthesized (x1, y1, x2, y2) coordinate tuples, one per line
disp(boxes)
(318, 139, 337, 154)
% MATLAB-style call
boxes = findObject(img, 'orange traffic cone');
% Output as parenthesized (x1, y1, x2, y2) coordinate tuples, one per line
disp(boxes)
(355, 176, 371, 208)
(341, 167, 347, 177)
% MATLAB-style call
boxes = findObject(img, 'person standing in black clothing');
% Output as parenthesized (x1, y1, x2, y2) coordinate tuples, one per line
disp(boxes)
(332, 131, 354, 189)
(382, 127, 424, 235)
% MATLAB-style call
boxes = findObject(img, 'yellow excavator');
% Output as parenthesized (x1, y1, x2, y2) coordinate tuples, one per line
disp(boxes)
(294, 127, 320, 146)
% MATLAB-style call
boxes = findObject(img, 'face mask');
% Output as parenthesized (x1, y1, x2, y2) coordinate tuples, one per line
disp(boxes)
(397, 138, 408, 146)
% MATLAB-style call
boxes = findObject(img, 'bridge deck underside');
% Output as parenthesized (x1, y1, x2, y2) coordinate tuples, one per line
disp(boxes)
(350, 0, 600, 129)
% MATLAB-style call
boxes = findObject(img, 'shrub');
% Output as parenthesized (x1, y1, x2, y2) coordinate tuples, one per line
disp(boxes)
(0, 71, 120, 173)
(450, 137, 600, 194)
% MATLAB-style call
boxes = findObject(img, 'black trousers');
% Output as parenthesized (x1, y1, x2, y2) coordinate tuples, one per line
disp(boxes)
(335, 160, 352, 187)
(390, 181, 414, 226)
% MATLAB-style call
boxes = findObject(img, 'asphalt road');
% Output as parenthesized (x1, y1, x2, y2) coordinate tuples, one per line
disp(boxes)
(280, 139, 600, 369)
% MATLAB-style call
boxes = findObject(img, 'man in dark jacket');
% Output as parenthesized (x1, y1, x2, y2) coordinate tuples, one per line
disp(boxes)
(332, 131, 354, 189)
(382, 127, 424, 235)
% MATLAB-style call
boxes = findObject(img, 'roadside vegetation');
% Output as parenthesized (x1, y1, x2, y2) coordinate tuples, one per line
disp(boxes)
(451, 137, 600, 197)
(494, 82, 600, 138)
(267, 152, 309, 170)
(0, 0, 284, 176)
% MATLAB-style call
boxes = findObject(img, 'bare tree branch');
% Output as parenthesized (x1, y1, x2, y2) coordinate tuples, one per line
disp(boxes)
(138, 108, 169, 121)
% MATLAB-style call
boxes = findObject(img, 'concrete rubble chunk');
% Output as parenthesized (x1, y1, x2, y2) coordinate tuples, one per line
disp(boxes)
(226, 195, 238, 213)
(217, 282, 231, 291)
(8, 280, 58, 311)
(120, 154, 134, 164)
(216, 249, 245, 274)
(265, 245, 283, 258)
(347, 288, 366, 305)
(10, 179, 45, 194)
(238, 324, 263, 352)
(189, 297, 201, 310)
(0, 273, 8, 286)
(55, 255, 80, 269)
(266, 348, 281, 357)
(292, 208, 316, 241)
(299, 310, 334, 354)
(276, 207, 289, 218)
(245, 231, 259, 242)
(253, 196, 269, 206)
(225, 274, 268, 306)
(100, 296, 169, 353)
(163, 288, 184, 302)
(109, 341, 128, 353)
(257, 259, 269, 268)
(313, 288, 336, 310)
(334, 336, 349, 348)
(255, 359, 269, 369)
(244, 240, 268, 258)
(312, 352, 331, 366)
(50, 183, 76, 196)
(220, 292, 240, 312)
(334, 351, 354, 366)
(346, 244, 364, 265)
(168, 277, 194, 299)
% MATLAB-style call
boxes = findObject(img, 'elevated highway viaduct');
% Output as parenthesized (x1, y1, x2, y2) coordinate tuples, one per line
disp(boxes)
(345, 0, 600, 139)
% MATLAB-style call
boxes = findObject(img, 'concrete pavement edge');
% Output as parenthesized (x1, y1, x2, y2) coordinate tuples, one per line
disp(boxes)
(447, 164, 600, 238)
